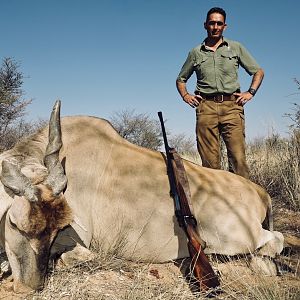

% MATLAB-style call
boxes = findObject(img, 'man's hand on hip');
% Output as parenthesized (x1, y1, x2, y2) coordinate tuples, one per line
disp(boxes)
(183, 93, 202, 108)
(234, 91, 253, 106)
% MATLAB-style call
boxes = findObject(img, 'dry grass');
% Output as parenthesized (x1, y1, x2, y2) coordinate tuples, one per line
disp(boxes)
(14, 248, 297, 300)
(1, 211, 299, 299)
(247, 130, 300, 211)
(5, 215, 295, 300)
(216, 257, 300, 300)
(27, 253, 204, 299)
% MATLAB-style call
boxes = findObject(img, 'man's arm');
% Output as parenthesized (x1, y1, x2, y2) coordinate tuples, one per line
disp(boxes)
(176, 50, 202, 108)
(176, 80, 202, 108)
(249, 68, 264, 92)
(234, 68, 264, 106)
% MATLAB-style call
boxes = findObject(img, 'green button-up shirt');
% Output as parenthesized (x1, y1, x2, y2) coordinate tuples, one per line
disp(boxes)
(177, 38, 261, 94)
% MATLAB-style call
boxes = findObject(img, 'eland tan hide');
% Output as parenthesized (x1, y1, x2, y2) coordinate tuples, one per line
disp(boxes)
(0, 102, 283, 292)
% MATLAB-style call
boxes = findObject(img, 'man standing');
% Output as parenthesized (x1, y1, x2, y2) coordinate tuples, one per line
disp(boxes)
(176, 7, 264, 179)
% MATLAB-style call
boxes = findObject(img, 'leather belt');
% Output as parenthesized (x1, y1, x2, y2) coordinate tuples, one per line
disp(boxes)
(195, 91, 236, 103)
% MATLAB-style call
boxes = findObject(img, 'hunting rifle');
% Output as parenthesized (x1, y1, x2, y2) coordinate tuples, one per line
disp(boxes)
(158, 111, 220, 291)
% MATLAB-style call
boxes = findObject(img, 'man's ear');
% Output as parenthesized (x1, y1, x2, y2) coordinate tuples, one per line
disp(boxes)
(204, 22, 207, 30)
(223, 23, 228, 31)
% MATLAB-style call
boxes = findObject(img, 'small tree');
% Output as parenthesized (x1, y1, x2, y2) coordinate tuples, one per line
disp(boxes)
(0, 57, 33, 151)
(110, 109, 163, 150)
(110, 109, 199, 163)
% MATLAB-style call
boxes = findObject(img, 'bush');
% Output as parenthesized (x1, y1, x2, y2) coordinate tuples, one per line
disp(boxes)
(110, 109, 163, 150)
(0, 118, 47, 152)
(110, 109, 199, 158)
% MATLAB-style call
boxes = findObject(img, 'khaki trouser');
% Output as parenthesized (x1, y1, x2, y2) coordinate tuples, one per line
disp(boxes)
(196, 99, 249, 179)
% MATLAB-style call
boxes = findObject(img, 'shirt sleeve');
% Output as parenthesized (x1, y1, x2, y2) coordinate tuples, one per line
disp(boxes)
(237, 43, 261, 75)
(176, 51, 195, 83)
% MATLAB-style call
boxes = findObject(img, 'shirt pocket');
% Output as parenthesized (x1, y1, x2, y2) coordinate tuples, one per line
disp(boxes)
(193, 55, 209, 70)
(220, 51, 239, 70)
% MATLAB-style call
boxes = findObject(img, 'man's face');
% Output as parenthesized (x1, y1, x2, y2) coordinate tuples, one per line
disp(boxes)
(204, 13, 227, 39)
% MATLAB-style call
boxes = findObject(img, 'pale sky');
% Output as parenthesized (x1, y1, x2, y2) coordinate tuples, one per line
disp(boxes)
(0, 0, 299, 141)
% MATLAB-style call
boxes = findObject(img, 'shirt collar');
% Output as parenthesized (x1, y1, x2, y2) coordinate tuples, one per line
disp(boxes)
(200, 37, 229, 50)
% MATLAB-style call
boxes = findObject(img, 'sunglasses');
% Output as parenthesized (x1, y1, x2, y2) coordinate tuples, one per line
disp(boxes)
(207, 21, 225, 26)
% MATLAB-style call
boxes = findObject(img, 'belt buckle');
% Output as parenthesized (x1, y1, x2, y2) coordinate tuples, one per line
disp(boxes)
(214, 95, 224, 103)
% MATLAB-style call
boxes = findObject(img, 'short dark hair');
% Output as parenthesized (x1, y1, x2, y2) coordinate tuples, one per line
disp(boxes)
(206, 7, 226, 22)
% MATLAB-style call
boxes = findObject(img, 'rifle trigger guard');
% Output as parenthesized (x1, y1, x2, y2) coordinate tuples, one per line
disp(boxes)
(183, 215, 198, 227)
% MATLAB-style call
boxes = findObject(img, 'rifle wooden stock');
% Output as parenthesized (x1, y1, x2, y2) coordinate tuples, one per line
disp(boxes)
(171, 153, 220, 290)
(186, 225, 220, 290)
(158, 111, 220, 291)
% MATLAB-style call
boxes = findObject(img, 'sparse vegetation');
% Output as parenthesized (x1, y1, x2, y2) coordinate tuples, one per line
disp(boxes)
(247, 130, 300, 211)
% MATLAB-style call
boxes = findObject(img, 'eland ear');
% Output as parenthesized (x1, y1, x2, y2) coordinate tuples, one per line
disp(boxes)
(0, 159, 38, 202)
(44, 100, 67, 196)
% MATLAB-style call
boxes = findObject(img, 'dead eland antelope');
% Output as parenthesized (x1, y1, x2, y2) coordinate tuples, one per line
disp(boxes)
(0, 101, 283, 292)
